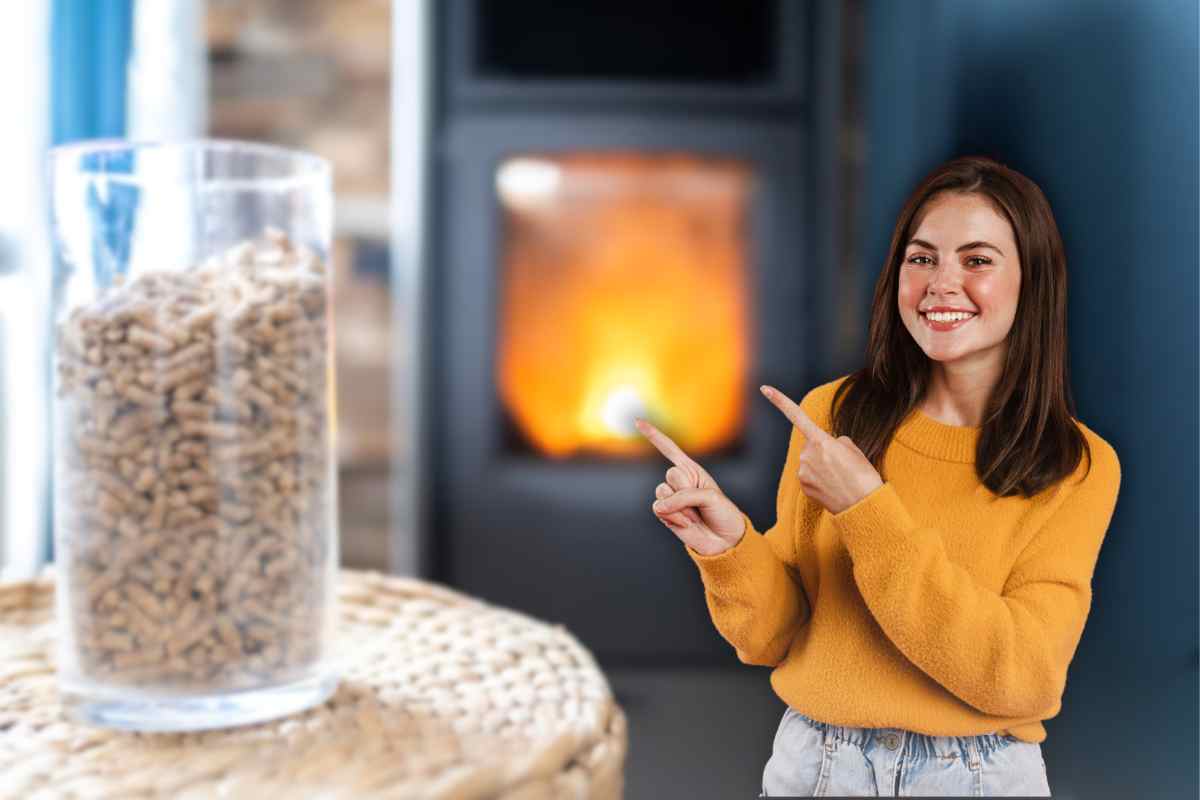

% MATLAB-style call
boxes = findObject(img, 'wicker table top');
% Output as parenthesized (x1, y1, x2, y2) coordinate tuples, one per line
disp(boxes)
(0, 568, 627, 799)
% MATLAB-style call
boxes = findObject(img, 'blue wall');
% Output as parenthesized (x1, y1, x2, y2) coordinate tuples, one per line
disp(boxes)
(863, 1, 1198, 797)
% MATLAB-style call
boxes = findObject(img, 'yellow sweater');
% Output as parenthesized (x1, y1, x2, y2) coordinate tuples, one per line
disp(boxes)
(686, 374, 1121, 744)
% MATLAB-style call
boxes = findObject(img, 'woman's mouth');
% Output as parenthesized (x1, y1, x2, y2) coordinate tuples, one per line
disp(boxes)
(920, 311, 977, 332)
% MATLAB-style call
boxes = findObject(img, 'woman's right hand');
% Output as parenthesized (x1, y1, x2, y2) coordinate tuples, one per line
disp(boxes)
(635, 418, 747, 556)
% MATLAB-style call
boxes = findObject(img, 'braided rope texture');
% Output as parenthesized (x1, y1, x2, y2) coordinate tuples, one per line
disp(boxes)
(0, 568, 627, 799)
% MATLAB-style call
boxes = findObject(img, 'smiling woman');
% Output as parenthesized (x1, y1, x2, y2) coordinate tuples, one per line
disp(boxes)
(897, 191, 1022, 396)
(844, 154, 1085, 498)
(644, 155, 1122, 798)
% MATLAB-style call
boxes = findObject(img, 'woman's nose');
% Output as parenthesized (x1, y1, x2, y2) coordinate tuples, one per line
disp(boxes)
(926, 263, 964, 294)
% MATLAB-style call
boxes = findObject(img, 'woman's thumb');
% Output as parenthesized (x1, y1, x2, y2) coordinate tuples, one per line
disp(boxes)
(653, 487, 717, 514)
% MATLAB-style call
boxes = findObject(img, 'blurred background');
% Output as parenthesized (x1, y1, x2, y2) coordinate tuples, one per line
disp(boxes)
(0, 1, 1195, 797)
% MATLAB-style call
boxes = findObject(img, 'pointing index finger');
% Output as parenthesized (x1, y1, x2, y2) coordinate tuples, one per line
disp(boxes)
(634, 418, 695, 469)
(760, 385, 830, 442)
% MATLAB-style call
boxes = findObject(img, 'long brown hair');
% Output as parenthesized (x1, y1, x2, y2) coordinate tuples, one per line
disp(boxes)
(832, 155, 1091, 498)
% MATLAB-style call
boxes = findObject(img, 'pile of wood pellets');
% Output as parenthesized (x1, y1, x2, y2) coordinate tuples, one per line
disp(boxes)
(54, 228, 335, 690)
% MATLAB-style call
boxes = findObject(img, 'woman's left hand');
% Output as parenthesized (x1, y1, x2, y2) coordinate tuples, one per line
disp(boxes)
(759, 385, 884, 515)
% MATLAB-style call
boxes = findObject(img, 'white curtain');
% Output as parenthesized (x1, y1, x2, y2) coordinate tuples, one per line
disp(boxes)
(0, 0, 208, 580)
(0, 2, 51, 580)
(126, 0, 208, 140)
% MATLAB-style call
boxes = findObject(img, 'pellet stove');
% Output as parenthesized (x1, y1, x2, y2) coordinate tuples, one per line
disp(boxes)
(392, 0, 849, 666)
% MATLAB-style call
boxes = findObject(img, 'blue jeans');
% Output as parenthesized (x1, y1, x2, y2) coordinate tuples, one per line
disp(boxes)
(761, 707, 1052, 797)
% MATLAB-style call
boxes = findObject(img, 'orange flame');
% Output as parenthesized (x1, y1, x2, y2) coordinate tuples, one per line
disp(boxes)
(495, 153, 754, 459)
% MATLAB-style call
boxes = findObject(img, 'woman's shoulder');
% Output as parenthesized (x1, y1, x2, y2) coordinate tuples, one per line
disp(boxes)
(1068, 416, 1121, 485)
(799, 373, 855, 421)
(795, 373, 863, 435)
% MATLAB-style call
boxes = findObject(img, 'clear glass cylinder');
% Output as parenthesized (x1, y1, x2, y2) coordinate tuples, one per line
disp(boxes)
(48, 139, 339, 731)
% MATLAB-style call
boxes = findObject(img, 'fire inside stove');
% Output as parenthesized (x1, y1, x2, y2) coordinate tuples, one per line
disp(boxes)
(495, 153, 755, 459)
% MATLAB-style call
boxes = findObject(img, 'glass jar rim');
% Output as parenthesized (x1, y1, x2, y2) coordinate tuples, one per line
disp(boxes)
(47, 137, 332, 191)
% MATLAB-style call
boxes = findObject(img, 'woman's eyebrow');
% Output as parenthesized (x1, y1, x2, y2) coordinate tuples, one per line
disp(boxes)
(907, 238, 1005, 256)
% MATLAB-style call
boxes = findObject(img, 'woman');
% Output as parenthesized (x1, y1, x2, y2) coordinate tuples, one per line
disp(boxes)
(635, 155, 1121, 797)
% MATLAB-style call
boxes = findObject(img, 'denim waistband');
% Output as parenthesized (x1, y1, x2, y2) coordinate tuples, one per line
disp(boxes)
(791, 709, 1015, 765)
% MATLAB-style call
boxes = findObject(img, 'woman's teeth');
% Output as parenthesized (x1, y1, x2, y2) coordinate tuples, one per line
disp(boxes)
(920, 311, 977, 330)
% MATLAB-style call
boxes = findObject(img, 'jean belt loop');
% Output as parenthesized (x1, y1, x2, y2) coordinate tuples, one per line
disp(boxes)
(966, 736, 982, 771)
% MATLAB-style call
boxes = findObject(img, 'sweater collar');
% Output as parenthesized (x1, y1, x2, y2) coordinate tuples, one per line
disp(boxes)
(893, 407, 980, 463)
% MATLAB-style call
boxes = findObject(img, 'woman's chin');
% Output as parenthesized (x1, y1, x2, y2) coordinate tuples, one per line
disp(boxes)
(919, 345, 970, 363)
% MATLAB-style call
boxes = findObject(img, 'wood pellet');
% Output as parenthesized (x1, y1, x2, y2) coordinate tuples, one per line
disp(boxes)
(55, 229, 333, 691)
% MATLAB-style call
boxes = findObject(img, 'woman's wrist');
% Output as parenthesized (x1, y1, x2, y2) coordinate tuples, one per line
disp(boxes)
(691, 522, 747, 557)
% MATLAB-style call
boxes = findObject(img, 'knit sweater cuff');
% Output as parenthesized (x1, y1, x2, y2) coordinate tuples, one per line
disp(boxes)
(831, 481, 919, 557)
(684, 511, 767, 591)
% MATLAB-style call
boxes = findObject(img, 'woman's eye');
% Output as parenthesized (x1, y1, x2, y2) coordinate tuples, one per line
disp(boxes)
(905, 254, 991, 267)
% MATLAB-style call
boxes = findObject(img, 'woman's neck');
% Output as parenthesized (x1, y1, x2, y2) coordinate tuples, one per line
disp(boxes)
(922, 365, 1000, 427)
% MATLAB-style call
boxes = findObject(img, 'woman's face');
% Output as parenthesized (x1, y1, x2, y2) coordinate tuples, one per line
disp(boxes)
(897, 192, 1021, 370)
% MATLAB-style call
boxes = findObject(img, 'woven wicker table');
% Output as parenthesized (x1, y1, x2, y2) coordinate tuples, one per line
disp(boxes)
(0, 568, 627, 799)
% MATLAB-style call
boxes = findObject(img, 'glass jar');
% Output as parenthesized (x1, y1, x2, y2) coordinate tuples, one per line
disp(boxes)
(48, 139, 339, 731)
